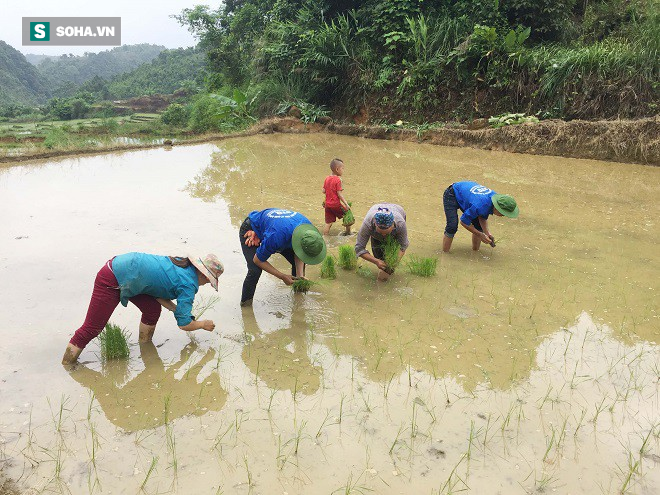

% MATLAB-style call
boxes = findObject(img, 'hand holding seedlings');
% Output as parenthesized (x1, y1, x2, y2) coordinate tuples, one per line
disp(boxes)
(243, 230, 261, 247)
(201, 320, 216, 332)
(375, 259, 388, 271)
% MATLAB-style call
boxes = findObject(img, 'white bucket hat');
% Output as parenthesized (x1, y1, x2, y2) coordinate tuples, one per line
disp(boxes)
(189, 253, 224, 290)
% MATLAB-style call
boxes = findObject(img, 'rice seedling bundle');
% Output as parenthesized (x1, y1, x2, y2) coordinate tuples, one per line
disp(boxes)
(99, 322, 130, 361)
(320, 255, 337, 279)
(382, 235, 401, 273)
(406, 255, 438, 277)
(337, 244, 357, 270)
(292, 279, 314, 293)
(343, 201, 355, 227)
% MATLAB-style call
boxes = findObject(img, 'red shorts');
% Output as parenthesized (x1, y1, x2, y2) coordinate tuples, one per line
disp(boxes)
(325, 205, 345, 223)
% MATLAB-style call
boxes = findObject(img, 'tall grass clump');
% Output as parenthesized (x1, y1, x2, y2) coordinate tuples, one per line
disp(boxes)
(337, 245, 357, 270)
(99, 322, 130, 361)
(382, 235, 401, 273)
(406, 255, 437, 277)
(520, 25, 659, 118)
(320, 255, 337, 279)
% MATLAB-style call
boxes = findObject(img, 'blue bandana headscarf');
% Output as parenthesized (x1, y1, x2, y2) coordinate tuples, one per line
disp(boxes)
(374, 207, 394, 228)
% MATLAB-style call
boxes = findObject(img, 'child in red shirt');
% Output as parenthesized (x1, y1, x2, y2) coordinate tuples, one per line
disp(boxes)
(322, 158, 351, 235)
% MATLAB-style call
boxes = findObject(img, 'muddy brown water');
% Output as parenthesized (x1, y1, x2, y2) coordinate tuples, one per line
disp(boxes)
(0, 134, 658, 494)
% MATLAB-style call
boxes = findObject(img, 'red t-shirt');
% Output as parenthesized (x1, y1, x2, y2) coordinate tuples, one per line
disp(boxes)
(323, 175, 343, 208)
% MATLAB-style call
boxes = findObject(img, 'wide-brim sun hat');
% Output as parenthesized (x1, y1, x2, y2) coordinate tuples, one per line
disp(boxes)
(491, 194, 519, 218)
(189, 253, 224, 290)
(291, 224, 327, 265)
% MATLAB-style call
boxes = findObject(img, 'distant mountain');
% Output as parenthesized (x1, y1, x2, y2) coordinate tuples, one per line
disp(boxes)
(24, 54, 59, 66)
(37, 44, 166, 88)
(0, 40, 50, 105)
(108, 47, 206, 98)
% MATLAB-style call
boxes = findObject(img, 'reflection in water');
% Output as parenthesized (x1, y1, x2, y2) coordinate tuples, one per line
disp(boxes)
(183, 134, 659, 392)
(69, 342, 227, 431)
(241, 302, 321, 395)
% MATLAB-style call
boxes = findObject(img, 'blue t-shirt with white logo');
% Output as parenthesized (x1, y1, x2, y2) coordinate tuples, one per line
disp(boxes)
(248, 209, 312, 262)
(452, 181, 496, 225)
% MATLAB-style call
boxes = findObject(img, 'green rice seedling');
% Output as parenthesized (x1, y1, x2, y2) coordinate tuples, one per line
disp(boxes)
(382, 235, 401, 273)
(406, 255, 437, 277)
(292, 278, 314, 293)
(337, 244, 357, 269)
(320, 255, 337, 279)
(342, 202, 355, 227)
(193, 294, 220, 319)
(141, 456, 158, 492)
(356, 264, 376, 280)
(99, 322, 130, 361)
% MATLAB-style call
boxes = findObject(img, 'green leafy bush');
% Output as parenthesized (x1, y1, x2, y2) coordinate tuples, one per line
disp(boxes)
(161, 103, 189, 126)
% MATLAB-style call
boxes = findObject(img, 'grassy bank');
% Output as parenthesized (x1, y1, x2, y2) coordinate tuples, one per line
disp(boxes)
(1, 116, 658, 166)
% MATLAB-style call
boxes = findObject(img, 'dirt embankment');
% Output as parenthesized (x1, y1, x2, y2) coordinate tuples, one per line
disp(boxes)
(258, 117, 659, 165)
(1, 117, 658, 165)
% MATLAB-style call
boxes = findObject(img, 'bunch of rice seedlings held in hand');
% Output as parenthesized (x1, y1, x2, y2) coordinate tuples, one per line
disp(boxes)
(382, 235, 401, 274)
(406, 255, 438, 277)
(292, 278, 314, 293)
(342, 201, 355, 227)
(337, 244, 357, 270)
(99, 322, 130, 361)
(320, 255, 337, 279)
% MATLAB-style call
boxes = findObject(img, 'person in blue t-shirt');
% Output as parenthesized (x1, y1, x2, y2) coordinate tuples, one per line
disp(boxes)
(62, 253, 224, 365)
(442, 181, 519, 252)
(239, 208, 327, 306)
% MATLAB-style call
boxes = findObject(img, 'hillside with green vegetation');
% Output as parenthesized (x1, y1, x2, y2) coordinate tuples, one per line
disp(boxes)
(24, 54, 59, 66)
(108, 47, 207, 98)
(37, 44, 166, 91)
(0, 41, 50, 106)
(175, 0, 659, 122)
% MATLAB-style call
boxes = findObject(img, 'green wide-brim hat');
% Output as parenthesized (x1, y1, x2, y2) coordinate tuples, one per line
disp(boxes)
(291, 224, 327, 265)
(491, 194, 519, 218)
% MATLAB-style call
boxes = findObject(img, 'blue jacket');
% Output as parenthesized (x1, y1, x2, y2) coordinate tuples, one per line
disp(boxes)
(111, 253, 198, 326)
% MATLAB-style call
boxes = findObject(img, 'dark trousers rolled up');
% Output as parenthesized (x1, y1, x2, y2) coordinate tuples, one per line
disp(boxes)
(239, 217, 296, 304)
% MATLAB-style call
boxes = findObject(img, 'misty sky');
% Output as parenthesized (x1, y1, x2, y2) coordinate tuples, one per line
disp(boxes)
(2, 0, 209, 56)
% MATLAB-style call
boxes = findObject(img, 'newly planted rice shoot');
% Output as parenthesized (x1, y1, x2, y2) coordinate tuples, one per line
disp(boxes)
(406, 255, 437, 277)
(382, 235, 401, 273)
(99, 322, 130, 361)
(320, 255, 337, 279)
(337, 244, 357, 269)
(356, 264, 376, 280)
(292, 278, 314, 293)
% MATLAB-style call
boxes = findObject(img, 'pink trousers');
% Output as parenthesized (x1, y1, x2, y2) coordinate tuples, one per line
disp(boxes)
(69, 260, 161, 349)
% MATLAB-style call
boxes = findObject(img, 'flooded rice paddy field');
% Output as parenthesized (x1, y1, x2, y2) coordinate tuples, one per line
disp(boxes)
(0, 134, 658, 494)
